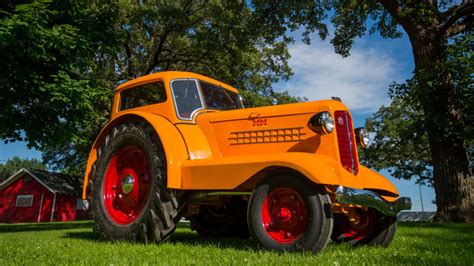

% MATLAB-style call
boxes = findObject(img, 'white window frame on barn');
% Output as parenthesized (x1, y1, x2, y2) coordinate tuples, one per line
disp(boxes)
(16, 195, 34, 207)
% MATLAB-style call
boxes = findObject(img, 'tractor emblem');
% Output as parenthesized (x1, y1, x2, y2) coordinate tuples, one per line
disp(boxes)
(338, 116, 344, 126)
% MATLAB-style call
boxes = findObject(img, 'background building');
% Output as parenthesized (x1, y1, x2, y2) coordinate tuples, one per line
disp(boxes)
(0, 168, 88, 223)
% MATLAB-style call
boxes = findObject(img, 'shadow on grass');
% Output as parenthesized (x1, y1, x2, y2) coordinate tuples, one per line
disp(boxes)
(171, 222, 259, 251)
(66, 231, 104, 242)
(65, 222, 259, 251)
(170, 231, 258, 251)
(0, 220, 93, 233)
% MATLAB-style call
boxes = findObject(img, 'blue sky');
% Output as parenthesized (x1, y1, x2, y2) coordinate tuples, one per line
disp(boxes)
(0, 28, 436, 212)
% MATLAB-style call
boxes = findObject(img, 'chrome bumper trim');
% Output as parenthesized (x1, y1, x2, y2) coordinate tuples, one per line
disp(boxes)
(335, 186, 412, 216)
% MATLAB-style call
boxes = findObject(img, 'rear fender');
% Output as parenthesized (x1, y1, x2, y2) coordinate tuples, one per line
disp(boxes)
(82, 112, 188, 199)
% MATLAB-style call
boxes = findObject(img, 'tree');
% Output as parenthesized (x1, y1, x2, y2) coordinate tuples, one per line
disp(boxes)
(0, 156, 46, 182)
(0, 1, 301, 175)
(0, 1, 119, 174)
(253, 0, 473, 222)
(361, 86, 433, 187)
(363, 33, 473, 188)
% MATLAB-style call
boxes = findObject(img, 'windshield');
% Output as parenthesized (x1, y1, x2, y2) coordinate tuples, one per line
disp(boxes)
(170, 79, 203, 119)
(170, 79, 243, 120)
(200, 81, 243, 111)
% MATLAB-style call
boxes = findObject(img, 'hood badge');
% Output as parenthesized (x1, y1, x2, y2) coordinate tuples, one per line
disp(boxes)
(338, 117, 344, 126)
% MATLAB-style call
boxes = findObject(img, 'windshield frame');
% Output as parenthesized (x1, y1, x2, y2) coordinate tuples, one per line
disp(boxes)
(170, 78, 205, 121)
(170, 78, 244, 121)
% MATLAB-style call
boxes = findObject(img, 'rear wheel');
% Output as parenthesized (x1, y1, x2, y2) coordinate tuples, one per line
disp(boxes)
(247, 174, 333, 253)
(332, 208, 397, 247)
(189, 197, 249, 237)
(89, 122, 181, 243)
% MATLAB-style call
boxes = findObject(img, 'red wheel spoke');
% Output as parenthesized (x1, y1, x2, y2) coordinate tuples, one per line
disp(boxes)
(336, 209, 376, 241)
(103, 145, 152, 225)
(262, 187, 308, 244)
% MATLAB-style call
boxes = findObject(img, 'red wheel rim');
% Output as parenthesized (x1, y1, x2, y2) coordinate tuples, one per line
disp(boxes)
(103, 145, 152, 225)
(262, 188, 308, 244)
(337, 209, 376, 241)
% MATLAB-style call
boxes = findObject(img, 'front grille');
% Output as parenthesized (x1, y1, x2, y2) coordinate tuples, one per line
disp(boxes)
(228, 127, 305, 145)
(334, 111, 359, 174)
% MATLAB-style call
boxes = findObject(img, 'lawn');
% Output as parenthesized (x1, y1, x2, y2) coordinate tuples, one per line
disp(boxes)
(0, 220, 472, 265)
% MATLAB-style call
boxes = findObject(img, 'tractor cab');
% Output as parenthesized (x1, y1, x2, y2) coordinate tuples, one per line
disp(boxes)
(112, 72, 243, 122)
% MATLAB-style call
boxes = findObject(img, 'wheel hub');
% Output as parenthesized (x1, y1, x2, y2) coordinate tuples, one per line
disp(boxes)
(262, 188, 308, 243)
(103, 145, 151, 225)
(121, 175, 134, 195)
(277, 207, 292, 222)
(337, 209, 377, 240)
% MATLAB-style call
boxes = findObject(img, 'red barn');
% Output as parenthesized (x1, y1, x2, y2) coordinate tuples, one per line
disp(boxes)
(0, 168, 89, 223)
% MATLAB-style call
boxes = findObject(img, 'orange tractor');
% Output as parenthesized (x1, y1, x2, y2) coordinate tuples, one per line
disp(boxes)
(82, 71, 411, 253)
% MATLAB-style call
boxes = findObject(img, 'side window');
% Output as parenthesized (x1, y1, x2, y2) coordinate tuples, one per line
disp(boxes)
(200, 81, 243, 110)
(120, 81, 166, 111)
(171, 79, 203, 119)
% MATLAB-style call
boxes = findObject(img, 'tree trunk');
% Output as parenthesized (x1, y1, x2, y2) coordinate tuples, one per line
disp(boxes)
(410, 35, 474, 223)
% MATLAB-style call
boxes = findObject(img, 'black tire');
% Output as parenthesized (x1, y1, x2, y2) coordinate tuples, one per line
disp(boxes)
(189, 197, 249, 237)
(247, 174, 333, 253)
(89, 122, 181, 243)
(331, 209, 397, 247)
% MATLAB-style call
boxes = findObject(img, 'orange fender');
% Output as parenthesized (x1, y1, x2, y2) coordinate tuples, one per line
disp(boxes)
(360, 165, 399, 199)
(82, 111, 188, 199)
(180, 152, 365, 190)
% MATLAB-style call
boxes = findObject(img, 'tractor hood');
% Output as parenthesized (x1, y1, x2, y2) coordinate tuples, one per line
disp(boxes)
(207, 100, 349, 123)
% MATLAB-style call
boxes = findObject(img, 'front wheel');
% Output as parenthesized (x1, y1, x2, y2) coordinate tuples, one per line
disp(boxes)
(247, 174, 333, 253)
(332, 208, 397, 247)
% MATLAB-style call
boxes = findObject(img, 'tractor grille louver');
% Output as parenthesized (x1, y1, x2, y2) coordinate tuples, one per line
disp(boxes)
(334, 111, 359, 175)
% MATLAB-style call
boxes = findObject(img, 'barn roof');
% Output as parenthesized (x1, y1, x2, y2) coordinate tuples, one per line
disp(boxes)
(0, 168, 82, 196)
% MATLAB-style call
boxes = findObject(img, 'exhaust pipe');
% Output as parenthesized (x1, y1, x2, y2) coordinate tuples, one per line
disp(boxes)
(335, 186, 412, 216)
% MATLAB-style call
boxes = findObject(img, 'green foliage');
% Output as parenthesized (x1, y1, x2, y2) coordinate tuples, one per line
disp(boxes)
(0, 1, 303, 175)
(362, 33, 473, 186)
(0, 156, 46, 182)
(0, 1, 118, 174)
(361, 83, 433, 185)
(413, 34, 474, 145)
(98, 1, 299, 104)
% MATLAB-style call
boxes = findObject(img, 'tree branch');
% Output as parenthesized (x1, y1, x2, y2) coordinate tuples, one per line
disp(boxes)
(440, 1, 474, 37)
(444, 23, 469, 37)
(123, 38, 133, 79)
(440, 1, 473, 20)
(403, 164, 431, 182)
(377, 0, 417, 35)
(144, 29, 170, 74)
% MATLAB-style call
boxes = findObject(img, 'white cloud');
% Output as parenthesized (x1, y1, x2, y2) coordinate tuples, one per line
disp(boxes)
(279, 41, 404, 112)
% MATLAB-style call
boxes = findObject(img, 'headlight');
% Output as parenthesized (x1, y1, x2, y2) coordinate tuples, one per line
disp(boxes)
(355, 127, 370, 147)
(308, 112, 335, 134)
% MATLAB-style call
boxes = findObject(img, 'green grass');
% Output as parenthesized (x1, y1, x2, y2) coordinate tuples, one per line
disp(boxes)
(0, 221, 472, 265)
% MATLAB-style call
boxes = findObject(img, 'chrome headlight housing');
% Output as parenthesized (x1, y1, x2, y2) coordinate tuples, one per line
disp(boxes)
(355, 127, 370, 147)
(308, 112, 335, 134)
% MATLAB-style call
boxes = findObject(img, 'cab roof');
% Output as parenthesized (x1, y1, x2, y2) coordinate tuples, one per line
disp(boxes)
(115, 71, 239, 94)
